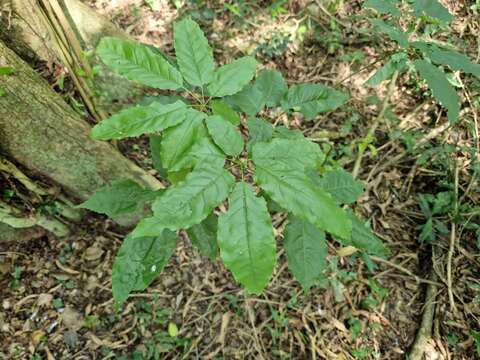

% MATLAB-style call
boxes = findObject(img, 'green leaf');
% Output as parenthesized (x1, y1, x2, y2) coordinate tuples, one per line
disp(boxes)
(91, 100, 188, 140)
(284, 216, 328, 290)
(368, 19, 408, 47)
(281, 84, 348, 120)
(414, 60, 460, 123)
(273, 126, 304, 139)
(366, 53, 408, 86)
(316, 169, 365, 204)
(228, 84, 265, 116)
(205, 115, 245, 156)
(141, 95, 187, 106)
(252, 138, 323, 171)
(160, 110, 208, 171)
(149, 135, 168, 178)
(186, 214, 218, 260)
(218, 182, 276, 294)
(0, 66, 14, 75)
(252, 150, 351, 240)
(77, 179, 158, 218)
(411, 0, 453, 23)
(174, 17, 215, 86)
(207, 56, 258, 97)
(151, 160, 235, 230)
(247, 117, 273, 153)
(167, 168, 191, 185)
(130, 216, 165, 238)
(413, 43, 480, 78)
(171, 137, 225, 173)
(168, 322, 179, 337)
(112, 230, 177, 307)
(0, 88, 5, 97)
(338, 211, 389, 257)
(97, 37, 183, 90)
(255, 69, 288, 107)
(364, 0, 400, 16)
(211, 99, 241, 125)
(254, 169, 351, 239)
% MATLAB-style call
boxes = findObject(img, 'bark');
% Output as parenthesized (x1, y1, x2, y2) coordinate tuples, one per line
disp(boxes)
(0, 40, 162, 201)
(2, 0, 127, 62)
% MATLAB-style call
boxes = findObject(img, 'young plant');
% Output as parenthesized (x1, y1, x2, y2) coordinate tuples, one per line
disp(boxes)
(80, 17, 388, 308)
(364, 0, 480, 123)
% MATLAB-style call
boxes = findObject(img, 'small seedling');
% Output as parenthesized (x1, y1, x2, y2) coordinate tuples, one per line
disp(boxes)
(81, 17, 389, 308)
(9, 266, 22, 290)
(364, 0, 480, 124)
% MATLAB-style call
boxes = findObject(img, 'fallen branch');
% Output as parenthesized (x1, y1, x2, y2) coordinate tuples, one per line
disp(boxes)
(408, 271, 439, 360)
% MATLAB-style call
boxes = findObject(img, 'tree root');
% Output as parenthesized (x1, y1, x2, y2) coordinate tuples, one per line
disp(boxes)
(0, 200, 69, 237)
(408, 271, 439, 360)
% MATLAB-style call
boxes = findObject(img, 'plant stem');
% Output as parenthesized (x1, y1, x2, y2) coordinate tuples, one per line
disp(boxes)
(352, 70, 399, 179)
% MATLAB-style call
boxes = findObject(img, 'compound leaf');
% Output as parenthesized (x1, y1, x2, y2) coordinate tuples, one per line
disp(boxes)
(211, 99, 241, 125)
(112, 230, 177, 308)
(281, 84, 348, 120)
(284, 216, 328, 290)
(414, 60, 460, 123)
(218, 182, 276, 294)
(186, 214, 218, 261)
(316, 169, 365, 204)
(206, 115, 244, 156)
(255, 69, 288, 107)
(228, 84, 265, 116)
(207, 56, 258, 97)
(174, 17, 215, 86)
(97, 37, 183, 90)
(151, 160, 235, 230)
(77, 179, 158, 218)
(411, 0, 453, 23)
(91, 101, 188, 140)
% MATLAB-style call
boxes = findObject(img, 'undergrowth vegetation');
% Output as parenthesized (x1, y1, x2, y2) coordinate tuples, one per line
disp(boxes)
(80, 0, 480, 313)
(80, 17, 389, 308)
(9, 0, 474, 358)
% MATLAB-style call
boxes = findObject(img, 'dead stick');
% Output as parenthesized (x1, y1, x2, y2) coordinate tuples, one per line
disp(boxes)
(408, 272, 438, 360)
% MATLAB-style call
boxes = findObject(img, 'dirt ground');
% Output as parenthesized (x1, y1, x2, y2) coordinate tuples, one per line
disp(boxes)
(1, 0, 480, 359)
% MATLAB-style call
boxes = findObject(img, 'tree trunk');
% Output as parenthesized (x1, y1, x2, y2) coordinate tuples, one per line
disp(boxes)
(2, 0, 139, 112)
(0, 40, 162, 201)
(2, 0, 127, 63)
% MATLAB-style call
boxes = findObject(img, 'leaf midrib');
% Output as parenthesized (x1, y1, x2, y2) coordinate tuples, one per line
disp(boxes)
(240, 184, 257, 282)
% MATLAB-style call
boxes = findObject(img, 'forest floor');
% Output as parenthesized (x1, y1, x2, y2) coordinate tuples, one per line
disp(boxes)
(1, 0, 480, 359)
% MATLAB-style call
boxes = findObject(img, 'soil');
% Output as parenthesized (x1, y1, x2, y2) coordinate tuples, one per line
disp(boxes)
(1, 0, 480, 359)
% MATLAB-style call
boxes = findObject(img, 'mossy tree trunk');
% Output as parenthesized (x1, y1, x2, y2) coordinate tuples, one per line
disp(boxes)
(0, 40, 162, 201)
